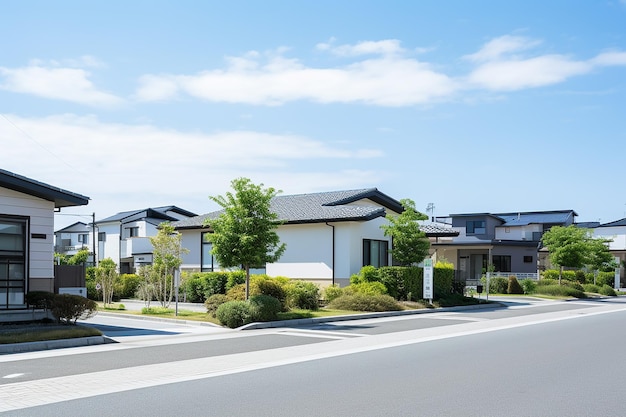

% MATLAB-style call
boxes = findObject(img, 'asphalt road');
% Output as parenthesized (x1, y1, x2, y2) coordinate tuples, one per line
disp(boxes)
(2, 297, 626, 416)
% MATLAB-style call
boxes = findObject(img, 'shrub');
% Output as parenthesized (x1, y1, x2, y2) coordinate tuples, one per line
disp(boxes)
(25, 291, 55, 310)
(202, 272, 230, 298)
(285, 281, 320, 310)
(599, 285, 617, 296)
(115, 274, 141, 299)
(346, 281, 387, 296)
(574, 270, 586, 284)
(563, 280, 584, 292)
(249, 294, 282, 321)
(255, 277, 287, 309)
(216, 300, 252, 328)
(181, 272, 206, 303)
(205, 294, 230, 317)
(520, 279, 537, 295)
(583, 284, 600, 293)
(327, 293, 403, 312)
(323, 285, 343, 303)
(350, 265, 380, 285)
(482, 277, 508, 294)
(537, 278, 558, 287)
(141, 306, 172, 315)
(51, 294, 98, 325)
(226, 270, 246, 291)
(597, 272, 615, 287)
(226, 284, 246, 301)
(507, 276, 524, 294)
(536, 285, 586, 298)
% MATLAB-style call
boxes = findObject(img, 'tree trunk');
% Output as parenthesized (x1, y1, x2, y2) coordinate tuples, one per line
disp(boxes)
(245, 265, 250, 300)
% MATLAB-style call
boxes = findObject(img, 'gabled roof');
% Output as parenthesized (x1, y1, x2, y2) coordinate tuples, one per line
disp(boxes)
(598, 218, 626, 227)
(0, 169, 89, 208)
(55, 221, 91, 233)
(173, 188, 403, 230)
(96, 206, 197, 224)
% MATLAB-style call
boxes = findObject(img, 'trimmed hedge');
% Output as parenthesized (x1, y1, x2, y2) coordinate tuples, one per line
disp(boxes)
(374, 266, 453, 301)
(327, 293, 403, 312)
(216, 300, 252, 328)
(51, 294, 98, 324)
(249, 294, 282, 321)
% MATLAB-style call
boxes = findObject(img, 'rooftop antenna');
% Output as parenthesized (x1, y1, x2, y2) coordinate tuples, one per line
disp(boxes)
(426, 203, 435, 222)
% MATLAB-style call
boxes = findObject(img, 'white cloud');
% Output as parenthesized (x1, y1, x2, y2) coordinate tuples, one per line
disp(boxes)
(0, 114, 383, 221)
(463, 35, 542, 62)
(0, 63, 122, 107)
(136, 42, 456, 106)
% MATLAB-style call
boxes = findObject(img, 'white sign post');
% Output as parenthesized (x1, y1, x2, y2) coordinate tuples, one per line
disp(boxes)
(423, 258, 434, 304)
(615, 268, 621, 290)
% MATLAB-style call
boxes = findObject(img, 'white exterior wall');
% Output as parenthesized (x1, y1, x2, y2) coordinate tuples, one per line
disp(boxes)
(495, 224, 541, 241)
(0, 187, 55, 292)
(98, 222, 121, 266)
(266, 223, 333, 279)
(592, 226, 626, 250)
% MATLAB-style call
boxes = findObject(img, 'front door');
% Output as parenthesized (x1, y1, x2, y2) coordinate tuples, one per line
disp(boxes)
(0, 218, 27, 309)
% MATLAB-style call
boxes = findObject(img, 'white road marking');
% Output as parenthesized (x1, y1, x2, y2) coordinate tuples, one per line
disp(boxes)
(2, 373, 25, 379)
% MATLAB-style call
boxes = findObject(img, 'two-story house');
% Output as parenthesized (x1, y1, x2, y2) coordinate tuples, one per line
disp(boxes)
(432, 210, 577, 283)
(96, 206, 197, 274)
(588, 218, 626, 287)
(54, 221, 94, 263)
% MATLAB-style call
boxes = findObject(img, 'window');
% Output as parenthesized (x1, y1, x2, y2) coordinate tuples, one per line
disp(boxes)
(98, 232, 106, 242)
(78, 234, 89, 244)
(363, 239, 389, 267)
(523, 255, 533, 263)
(127, 227, 139, 238)
(0, 217, 26, 309)
(492, 255, 511, 272)
(201, 232, 219, 272)
(466, 220, 486, 234)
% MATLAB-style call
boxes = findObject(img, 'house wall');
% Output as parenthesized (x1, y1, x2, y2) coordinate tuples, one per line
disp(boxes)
(98, 222, 121, 266)
(1, 187, 55, 294)
(495, 224, 542, 241)
(179, 229, 204, 270)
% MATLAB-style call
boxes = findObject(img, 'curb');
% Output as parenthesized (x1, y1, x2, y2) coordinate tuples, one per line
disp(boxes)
(0, 336, 115, 355)
(239, 301, 502, 330)
(95, 311, 223, 328)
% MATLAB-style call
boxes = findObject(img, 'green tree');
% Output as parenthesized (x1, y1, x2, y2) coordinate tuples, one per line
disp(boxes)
(204, 178, 286, 299)
(68, 248, 91, 265)
(149, 222, 189, 307)
(541, 225, 614, 284)
(95, 258, 118, 306)
(380, 198, 430, 266)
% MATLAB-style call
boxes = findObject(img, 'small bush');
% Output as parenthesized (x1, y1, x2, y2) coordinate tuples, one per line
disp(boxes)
(520, 279, 537, 295)
(226, 284, 246, 301)
(537, 279, 558, 287)
(345, 281, 387, 296)
(115, 274, 142, 299)
(574, 270, 586, 284)
(597, 272, 615, 287)
(249, 294, 282, 321)
(255, 278, 287, 309)
(583, 284, 600, 293)
(327, 293, 403, 312)
(350, 265, 380, 285)
(323, 285, 344, 303)
(51, 294, 98, 325)
(285, 281, 320, 310)
(141, 306, 173, 315)
(25, 291, 55, 310)
(482, 277, 508, 294)
(226, 271, 246, 291)
(205, 294, 230, 317)
(599, 285, 617, 296)
(216, 300, 252, 328)
(181, 273, 205, 303)
(507, 276, 524, 295)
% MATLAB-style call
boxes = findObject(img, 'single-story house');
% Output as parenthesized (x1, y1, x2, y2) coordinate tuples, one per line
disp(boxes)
(172, 188, 406, 287)
(0, 169, 89, 311)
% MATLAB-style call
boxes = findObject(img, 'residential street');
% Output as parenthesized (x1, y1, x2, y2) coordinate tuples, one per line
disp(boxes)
(2, 297, 626, 416)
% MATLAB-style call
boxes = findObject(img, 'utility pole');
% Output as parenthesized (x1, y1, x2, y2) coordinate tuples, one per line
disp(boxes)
(92, 212, 97, 266)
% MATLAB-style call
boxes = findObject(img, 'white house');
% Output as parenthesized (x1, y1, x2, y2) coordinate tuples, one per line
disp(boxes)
(589, 219, 626, 286)
(0, 169, 89, 311)
(95, 206, 197, 274)
(54, 221, 94, 261)
(172, 188, 405, 287)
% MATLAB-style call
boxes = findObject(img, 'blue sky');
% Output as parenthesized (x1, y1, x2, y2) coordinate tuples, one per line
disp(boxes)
(2, 0, 626, 229)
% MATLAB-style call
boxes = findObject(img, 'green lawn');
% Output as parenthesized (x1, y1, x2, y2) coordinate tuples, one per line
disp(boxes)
(0, 324, 102, 344)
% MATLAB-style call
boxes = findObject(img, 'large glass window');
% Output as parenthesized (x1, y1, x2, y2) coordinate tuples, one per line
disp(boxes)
(492, 255, 511, 272)
(0, 218, 26, 309)
(466, 220, 486, 234)
(363, 239, 389, 267)
(201, 232, 219, 271)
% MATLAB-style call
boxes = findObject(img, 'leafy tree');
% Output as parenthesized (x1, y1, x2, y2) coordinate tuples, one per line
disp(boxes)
(380, 198, 430, 266)
(541, 225, 615, 285)
(95, 258, 118, 306)
(204, 178, 286, 299)
(68, 248, 91, 265)
(148, 222, 189, 307)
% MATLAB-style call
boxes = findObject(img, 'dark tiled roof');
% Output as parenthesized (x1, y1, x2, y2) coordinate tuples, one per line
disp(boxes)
(575, 222, 601, 228)
(497, 210, 576, 226)
(96, 206, 197, 224)
(0, 168, 89, 208)
(55, 222, 90, 233)
(173, 188, 402, 230)
(419, 224, 459, 237)
(598, 218, 626, 227)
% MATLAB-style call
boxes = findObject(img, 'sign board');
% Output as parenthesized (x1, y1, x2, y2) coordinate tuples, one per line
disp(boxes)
(615, 267, 621, 290)
(423, 258, 434, 300)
